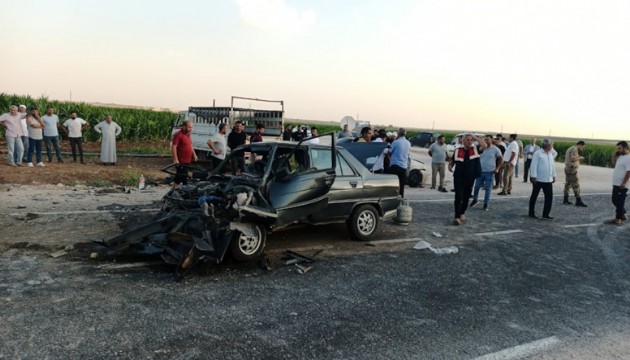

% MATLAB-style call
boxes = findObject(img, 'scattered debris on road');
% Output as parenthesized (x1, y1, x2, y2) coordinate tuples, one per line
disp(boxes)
(414, 240, 458, 255)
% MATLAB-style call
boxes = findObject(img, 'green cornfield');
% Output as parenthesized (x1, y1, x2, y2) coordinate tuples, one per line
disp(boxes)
(0, 93, 175, 142)
(3, 94, 619, 168)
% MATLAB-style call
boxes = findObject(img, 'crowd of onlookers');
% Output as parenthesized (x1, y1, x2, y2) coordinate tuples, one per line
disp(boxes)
(425, 132, 630, 226)
(0, 105, 122, 167)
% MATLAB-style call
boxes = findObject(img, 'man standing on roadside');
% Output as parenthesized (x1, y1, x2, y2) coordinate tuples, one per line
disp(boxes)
(609, 141, 630, 225)
(42, 106, 63, 163)
(62, 112, 88, 164)
(0, 105, 27, 166)
(498, 134, 519, 195)
(428, 135, 449, 192)
(338, 124, 353, 139)
(228, 120, 247, 175)
(529, 139, 556, 220)
(563, 140, 588, 207)
(94, 114, 122, 165)
(171, 120, 198, 188)
(207, 123, 227, 170)
(387, 128, 411, 197)
(282, 124, 293, 141)
(448, 133, 486, 225)
(305, 127, 320, 144)
(493, 134, 506, 189)
(523, 138, 539, 182)
(357, 127, 373, 143)
(515, 137, 524, 178)
(470, 135, 503, 211)
(17, 105, 29, 163)
(250, 123, 265, 143)
(26, 107, 46, 167)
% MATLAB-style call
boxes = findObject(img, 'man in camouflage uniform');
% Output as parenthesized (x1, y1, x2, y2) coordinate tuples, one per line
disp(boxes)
(563, 140, 587, 207)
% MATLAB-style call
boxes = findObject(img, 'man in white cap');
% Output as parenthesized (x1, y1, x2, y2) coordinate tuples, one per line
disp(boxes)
(0, 105, 27, 166)
(17, 105, 29, 163)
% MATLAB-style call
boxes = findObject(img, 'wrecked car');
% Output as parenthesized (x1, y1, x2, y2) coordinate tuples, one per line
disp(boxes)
(102, 134, 401, 271)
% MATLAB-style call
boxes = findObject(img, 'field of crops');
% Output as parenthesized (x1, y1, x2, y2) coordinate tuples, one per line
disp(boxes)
(0, 94, 174, 142)
(2, 94, 619, 167)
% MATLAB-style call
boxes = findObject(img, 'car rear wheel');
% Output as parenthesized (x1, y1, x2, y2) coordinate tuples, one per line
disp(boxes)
(230, 224, 266, 261)
(347, 204, 379, 241)
(407, 169, 423, 188)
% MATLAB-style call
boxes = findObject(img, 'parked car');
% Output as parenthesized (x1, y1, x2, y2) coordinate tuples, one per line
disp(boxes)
(409, 132, 441, 148)
(340, 142, 426, 188)
(102, 134, 401, 271)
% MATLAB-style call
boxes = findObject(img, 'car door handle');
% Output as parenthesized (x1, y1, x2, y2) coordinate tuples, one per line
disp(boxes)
(349, 181, 358, 188)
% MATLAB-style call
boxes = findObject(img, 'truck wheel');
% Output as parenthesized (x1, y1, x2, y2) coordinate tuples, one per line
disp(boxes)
(408, 169, 422, 188)
(347, 204, 379, 241)
(230, 224, 266, 261)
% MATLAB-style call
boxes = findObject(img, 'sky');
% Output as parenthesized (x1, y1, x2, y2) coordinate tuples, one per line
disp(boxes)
(2, 0, 629, 140)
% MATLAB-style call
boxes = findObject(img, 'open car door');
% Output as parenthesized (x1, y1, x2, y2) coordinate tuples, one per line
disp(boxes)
(267, 133, 336, 225)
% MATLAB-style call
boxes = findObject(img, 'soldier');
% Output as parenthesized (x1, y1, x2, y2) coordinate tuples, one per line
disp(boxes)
(563, 140, 587, 207)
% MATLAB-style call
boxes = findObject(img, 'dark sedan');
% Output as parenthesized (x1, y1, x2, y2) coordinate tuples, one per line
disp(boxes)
(103, 134, 400, 270)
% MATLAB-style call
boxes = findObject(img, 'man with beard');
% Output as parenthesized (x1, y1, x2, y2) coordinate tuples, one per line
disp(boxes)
(171, 121, 198, 189)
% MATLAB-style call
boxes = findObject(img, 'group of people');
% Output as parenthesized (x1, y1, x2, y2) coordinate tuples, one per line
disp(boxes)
(1, 105, 122, 167)
(340, 125, 412, 197)
(445, 133, 629, 226)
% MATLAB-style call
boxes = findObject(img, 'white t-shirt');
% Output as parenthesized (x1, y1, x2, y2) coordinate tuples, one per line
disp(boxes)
(63, 118, 87, 137)
(42, 114, 60, 136)
(209, 132, 227, 160)
(503, 141, 519, 165)
(27, 117, 43, 140)
(612, 155, 630, 186)
(20, 116, 28, 136)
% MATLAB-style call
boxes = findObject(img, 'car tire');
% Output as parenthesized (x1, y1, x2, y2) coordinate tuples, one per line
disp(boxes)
(407, 169, 422, 188)
(230, 224, 266, 261)
(347, 204, 380, 241)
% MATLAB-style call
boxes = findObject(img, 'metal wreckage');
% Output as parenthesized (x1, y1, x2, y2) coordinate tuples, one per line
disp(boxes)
(101, 134, 401, 274)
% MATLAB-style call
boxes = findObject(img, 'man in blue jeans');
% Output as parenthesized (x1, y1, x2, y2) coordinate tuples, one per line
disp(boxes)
(41, 106, 63, 162)
(470, 135, 503, 211)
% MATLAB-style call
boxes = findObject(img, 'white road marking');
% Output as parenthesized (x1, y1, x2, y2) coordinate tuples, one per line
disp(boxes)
(366, 238, 423, 245)
(563, 223, 599, 228)
(474, 336, 561, 360)
(9, 208, 161, 216)
(474, 230, 523, 236)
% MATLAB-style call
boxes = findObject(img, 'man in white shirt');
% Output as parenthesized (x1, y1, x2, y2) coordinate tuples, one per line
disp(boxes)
(0, 105, 27, 166)
(610, 141, 630, 225)
(42, 106, 63, 163)
(528, 139, 556, 220)
(498, 133, 519, 195)
(62, 112, 88, 164)
(207, 123, 227, 170)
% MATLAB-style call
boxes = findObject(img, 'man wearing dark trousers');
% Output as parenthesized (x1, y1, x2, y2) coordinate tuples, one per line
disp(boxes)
(528, 139, 556, 220)
(448, 133, 486, 225)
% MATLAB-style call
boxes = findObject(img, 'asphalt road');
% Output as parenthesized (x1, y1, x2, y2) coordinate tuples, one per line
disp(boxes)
(1, 161, 629, 359)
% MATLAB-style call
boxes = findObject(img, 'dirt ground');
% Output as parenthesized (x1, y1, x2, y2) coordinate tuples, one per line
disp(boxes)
(0, 140, 179, 186)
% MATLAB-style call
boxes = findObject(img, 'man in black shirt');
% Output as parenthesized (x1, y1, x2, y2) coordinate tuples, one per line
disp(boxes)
(282, 124, 293, 141)
(227, 120, 247, 175)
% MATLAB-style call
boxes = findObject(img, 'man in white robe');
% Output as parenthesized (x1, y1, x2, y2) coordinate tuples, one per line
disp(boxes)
(94, 115, 122, 165)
